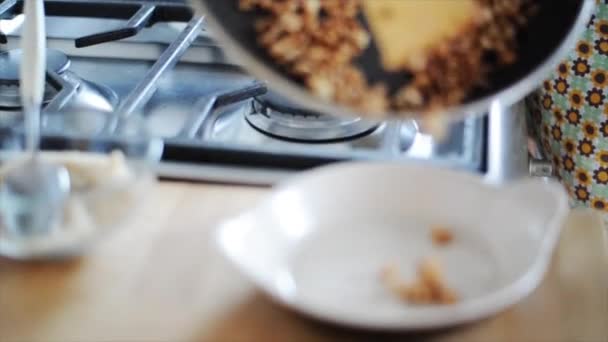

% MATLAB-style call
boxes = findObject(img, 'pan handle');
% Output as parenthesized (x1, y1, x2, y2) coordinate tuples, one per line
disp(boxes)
(522, 99, 555, 179)
(485, 100, 530, 183)
(485, 99, 554, 183)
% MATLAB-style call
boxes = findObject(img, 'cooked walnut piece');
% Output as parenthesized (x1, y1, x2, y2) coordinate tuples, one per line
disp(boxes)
(394, 0, 535, 113)
(239, 0, 388, 114)
(431, 226, 454, 246)
(238, 0, 535, 116)
(380, 257, 459, 305)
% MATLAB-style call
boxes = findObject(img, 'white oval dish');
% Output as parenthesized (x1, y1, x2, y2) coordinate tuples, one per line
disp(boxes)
(214, 162, 569, 331)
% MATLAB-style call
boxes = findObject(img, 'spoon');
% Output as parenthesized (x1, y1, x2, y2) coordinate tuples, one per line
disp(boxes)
(0, 0, 70, 238)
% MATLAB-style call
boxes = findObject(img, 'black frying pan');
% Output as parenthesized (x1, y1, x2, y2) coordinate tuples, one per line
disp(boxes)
(191, 0, 594, 121)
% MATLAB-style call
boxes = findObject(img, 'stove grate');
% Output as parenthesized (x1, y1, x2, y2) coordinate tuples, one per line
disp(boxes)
(0, 0, 193, 47)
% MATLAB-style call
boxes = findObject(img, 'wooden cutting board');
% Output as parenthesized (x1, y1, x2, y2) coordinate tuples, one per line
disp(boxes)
(0, 182, 606, 342)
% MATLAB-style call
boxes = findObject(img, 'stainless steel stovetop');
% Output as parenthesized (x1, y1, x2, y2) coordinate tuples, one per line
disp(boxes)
(0, 0, 527, 185)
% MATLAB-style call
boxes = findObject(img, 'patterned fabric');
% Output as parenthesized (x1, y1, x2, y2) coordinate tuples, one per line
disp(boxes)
(527, 1, 608, 215)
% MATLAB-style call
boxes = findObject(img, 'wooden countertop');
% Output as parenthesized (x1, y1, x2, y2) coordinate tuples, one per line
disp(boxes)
(0, 182, 607, 342)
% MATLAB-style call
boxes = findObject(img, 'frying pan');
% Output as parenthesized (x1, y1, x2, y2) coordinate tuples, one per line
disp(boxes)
(191, 0, 594, 122)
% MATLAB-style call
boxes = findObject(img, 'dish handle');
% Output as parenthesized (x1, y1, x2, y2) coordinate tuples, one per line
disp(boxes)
(503, 178, 570, 249)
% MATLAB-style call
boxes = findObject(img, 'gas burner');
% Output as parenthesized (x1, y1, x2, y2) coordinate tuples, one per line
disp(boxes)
(0, 49, 70, 85)
(0, 0, 490, 185)
(0, 49, 69, 108)
(246, 95, 379, 142)
(0, 83, 58, 109)
(0, 49, 118, 128)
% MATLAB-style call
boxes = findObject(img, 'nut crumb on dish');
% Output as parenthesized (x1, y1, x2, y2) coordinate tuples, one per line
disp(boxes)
(380, 257, 459, 305)
(431, 226, 454, 246)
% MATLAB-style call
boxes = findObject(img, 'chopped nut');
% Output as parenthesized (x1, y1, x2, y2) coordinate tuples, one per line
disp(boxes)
(431, 226, 454, 246)
(238, 0, 535, 116)
(402, 280, 434, 304)
(380, 257, 459, 306)
(437, 287, 459, 304)
(418, 257, 445, 293)
(395, 86, 424, 108)
(307, 74, 335, 100)
(420, 113, 450, 142)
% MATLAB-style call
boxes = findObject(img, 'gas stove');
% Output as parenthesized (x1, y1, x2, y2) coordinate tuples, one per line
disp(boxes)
(0, 0, 529, 185)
